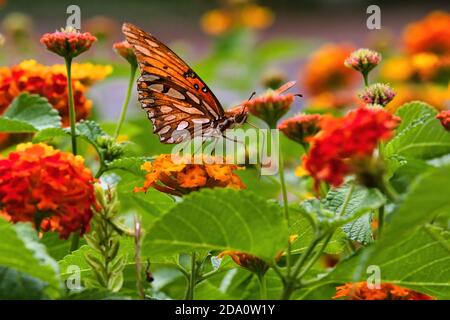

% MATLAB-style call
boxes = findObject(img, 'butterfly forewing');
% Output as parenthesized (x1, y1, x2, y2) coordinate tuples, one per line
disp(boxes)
(122, 23, 225, 143)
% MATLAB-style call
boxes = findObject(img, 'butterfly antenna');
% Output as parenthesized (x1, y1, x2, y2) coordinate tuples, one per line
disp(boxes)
(248, 91, 256, 101)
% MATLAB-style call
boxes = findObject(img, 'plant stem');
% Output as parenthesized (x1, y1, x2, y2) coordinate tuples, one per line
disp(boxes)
(66, 57, 81, 253)
(257, 273, 267, 300)
(64, 57, 77, 155)
(281, 182, 356, 299)
(114, 65, 137, 139)
(377, 206, 385, 239)
(185, 252, 197, 300)
(362, 70, 369, 87)
(69, 232, 80, 253)
(278, 151, 292, 278)
(134, 215, 145, 299)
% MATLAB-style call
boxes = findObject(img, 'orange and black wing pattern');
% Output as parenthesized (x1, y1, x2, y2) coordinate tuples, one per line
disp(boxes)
(122, 23, 224, 143)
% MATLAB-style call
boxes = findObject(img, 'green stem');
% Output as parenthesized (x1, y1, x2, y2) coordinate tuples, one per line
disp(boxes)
(65, 56, 81, 254)
(296, 233, 333, 280)
(69, 232, 80, 253)
(257, 273, 267, 300)
(281, 182, 356, 300)
(114, 65, 137, 139)
(377, 206, 385, 239)
(278, 151, 292, 278)
(185, 252, 197, 300)
(65, 57, 77, 155)
(362, 70, 369, 87)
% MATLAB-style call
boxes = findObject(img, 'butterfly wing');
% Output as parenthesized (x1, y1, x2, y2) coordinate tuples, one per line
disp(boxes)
(122, 23, 225, 143)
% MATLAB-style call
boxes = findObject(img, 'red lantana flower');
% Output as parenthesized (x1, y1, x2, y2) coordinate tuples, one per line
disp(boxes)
(302, 107, 400, 189)
(334, 282, 433, 300)
(0, 143, 97, 238)
(436, 110, 450, 131)
(40, 27, 97, 59)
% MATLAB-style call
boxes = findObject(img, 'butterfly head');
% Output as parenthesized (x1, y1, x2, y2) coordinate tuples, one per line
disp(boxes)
(224, 105, 249, 128)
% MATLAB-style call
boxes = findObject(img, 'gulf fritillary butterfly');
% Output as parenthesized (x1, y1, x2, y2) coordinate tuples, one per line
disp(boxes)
(122, 22, 250, 144)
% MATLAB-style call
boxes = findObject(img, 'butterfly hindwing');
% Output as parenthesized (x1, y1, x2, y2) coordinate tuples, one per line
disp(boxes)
(122, 23, 225, 143)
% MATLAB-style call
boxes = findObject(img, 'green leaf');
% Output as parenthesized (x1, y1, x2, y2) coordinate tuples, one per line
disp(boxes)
(33, 127, 67, 142)
(75, 120, 107, 146)
(106, 156, 153, 177)
(0, 220, 61, 298)
(385, 101, 450, 160)
(300, 183, 385, 231)
(323, 183, 385, 226)
(382, 165, 450, 245)
(0, 266, 50, 299)
(300, 226, 450, 299)
(142, 189, 289, 261)
(0, 94, 61, 132)
(342, 213, 374, 245)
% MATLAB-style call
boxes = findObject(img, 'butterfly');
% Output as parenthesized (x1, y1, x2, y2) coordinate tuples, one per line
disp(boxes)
(122, 22, 250, 144)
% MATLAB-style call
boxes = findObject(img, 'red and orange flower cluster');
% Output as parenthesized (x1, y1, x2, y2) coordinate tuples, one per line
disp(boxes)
(0, 60, 111, 126)
(302, 107, 401, 188)
(0, 143, 97, 238)
(134, 154, 246, 196)
(334, 282, 433, 300)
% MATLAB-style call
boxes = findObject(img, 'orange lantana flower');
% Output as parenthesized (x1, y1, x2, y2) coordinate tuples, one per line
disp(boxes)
(402, 11, 450, 55)
(0, 60, 110, 125)
(302, 43, 359, 96)
(0, 143, 97, 238)
(334, 282, 434, 300)
(134, 154, 245, 196)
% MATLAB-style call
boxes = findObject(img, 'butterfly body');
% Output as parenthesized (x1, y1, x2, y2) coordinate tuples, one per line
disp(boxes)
(122, 23, 248, 144)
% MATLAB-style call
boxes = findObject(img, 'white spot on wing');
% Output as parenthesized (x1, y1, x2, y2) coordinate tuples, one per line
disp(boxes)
(186, 91, 200, 104)
(134, 45, 152, 56)
(167, 88, 185, 100)
(145, 38, 159, 47)
(149, 84, 164, 92)
(160, 106, 173, 113)
(192, 118, 210, 124)
(140, 74, 159, 82)
(177, 121, 189, 130)
(203, 101, 219, 119)
(173, 103, 204, 115)
(159, 126, 171, 134)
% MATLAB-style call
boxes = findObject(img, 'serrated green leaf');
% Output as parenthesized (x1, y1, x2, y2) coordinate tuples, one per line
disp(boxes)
(385, 101, 450, 160)
(142, 189, 289, 261)
(33, 127, 67, 142)
(106, 156, 153, 177)
(322, 182, 385, 229)
(0, 220, 61, 298)
(342, 213, 374, 245)
(0, 94, 61, 133)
